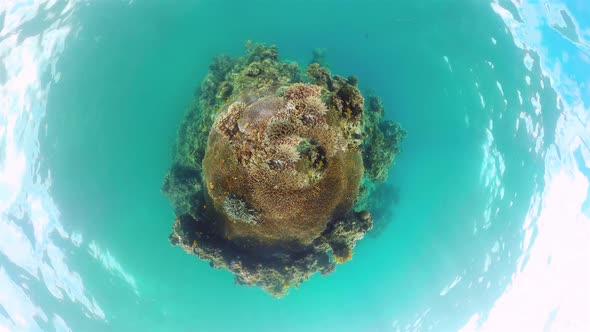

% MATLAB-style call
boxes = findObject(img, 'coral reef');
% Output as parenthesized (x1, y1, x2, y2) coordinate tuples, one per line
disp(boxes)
(163, 42, 405, 297)
(361, 96, 407, 183)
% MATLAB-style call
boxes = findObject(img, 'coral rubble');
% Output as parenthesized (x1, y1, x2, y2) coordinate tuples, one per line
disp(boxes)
(163, 41, 406, 297)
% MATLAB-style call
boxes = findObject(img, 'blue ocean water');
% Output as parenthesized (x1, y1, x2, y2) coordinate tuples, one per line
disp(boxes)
(0, 0, 589, 331)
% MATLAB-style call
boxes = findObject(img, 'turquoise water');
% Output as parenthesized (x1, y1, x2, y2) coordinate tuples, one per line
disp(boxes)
(1, 0, 589, 331)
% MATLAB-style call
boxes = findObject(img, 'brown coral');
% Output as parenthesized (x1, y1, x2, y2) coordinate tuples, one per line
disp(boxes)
(163, 42, 404, 297)
(283, 82, 322, 101)
(203, 83, 364, 246)
(265, 117, 297, 142)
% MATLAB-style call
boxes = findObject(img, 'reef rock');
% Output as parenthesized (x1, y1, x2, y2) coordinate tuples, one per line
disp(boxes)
(163, 41, 406, 297)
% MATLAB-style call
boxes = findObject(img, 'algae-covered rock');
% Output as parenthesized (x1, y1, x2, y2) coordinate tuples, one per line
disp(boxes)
(163, 41, 405, 297)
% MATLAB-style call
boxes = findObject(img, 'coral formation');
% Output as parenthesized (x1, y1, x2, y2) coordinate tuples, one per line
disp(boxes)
(223, 194, 260, 225)
(361, 96, 407, 183)
(163, 42, 405, 297)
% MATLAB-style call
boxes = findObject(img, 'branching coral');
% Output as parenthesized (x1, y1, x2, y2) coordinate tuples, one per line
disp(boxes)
(163, 42, 405, 297)
(283, 82, 322, 101)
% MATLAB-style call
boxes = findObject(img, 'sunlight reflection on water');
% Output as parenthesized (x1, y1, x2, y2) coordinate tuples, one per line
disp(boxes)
(0, 0, 588, 331)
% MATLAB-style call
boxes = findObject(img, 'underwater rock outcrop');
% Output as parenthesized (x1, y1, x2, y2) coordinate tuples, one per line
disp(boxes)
(163, 41, 406, 297)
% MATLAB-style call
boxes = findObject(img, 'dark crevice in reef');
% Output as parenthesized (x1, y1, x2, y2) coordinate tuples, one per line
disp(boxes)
(163, 41, 406, 297)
